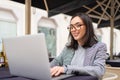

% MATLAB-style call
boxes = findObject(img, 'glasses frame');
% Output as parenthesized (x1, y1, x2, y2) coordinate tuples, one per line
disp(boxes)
(67, 22, 84, 31)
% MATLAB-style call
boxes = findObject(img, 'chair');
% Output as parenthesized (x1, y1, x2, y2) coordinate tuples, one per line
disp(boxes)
(105, 66, 120, 80)
(102, 72, 118, 80)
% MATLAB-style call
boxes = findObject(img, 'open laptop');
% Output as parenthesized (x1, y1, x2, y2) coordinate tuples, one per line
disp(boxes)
(3, 33, 73, 80)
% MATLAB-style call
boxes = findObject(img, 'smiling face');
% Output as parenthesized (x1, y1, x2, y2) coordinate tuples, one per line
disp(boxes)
(70, 16, 86, 45)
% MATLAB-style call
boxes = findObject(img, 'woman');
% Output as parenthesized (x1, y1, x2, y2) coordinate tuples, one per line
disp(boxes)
(50, 13, 107, 80)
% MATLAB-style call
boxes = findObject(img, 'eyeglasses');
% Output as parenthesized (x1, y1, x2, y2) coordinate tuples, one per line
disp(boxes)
(67, 22, 84, 31)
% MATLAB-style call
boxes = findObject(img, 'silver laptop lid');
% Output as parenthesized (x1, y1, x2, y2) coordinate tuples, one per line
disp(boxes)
(3, 33, 52, 80)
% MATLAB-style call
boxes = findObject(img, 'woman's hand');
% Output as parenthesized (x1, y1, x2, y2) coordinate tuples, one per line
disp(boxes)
(50, 66, 64, 77)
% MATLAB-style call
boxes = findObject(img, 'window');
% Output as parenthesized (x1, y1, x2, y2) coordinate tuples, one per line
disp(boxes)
(0, 9, 17, 52)
(38, 27, 56, 57)
(38, 17, 57, 57)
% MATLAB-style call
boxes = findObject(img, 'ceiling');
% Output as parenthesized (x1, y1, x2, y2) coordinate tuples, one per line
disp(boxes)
(11, 0, 120, 29)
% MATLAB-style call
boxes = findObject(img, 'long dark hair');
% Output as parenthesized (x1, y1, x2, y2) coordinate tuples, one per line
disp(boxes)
(67, 13, 98, 50)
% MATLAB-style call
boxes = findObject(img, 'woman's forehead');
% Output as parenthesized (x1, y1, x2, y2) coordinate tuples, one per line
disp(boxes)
(71, 16, 84, 24)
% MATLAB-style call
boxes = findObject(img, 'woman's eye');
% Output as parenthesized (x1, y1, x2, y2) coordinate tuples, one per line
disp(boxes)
(70, 25, 74, 29)
(77, 24, 82, 27)
(70, 26, 74, 29)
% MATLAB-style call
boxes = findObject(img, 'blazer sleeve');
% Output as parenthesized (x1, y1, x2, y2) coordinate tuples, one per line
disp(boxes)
(50, 46, 67, 67)
(65, 43, 107, 79)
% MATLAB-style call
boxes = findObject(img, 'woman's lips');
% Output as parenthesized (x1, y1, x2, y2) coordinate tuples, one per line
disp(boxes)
(72, 33, 79, 37)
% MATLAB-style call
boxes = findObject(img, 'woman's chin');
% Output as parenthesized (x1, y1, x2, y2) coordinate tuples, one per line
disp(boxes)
(73, 37, 79, 41)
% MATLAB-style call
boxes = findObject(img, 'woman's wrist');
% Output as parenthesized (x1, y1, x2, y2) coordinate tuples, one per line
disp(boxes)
(63, 65, 68, 73)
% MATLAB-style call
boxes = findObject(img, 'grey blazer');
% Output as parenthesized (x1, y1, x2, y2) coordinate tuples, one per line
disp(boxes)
(50, 42, 108, 80)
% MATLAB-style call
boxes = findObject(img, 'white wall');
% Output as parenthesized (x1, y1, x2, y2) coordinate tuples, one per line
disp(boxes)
(51, 14, 71, 56)
(0, 0, 25, 35)
(31, 7, 47, 34)
(95, 27, 120, 55)
(0, 0, 47, 35)
(115, 30, 120, 54)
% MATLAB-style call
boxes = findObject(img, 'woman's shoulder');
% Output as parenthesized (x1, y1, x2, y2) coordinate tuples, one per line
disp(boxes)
(60, 42, 74, 53)
(92, 41, 107, 49)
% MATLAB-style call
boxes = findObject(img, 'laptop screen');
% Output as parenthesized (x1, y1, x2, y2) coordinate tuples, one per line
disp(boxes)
(3, 33, 52, 80)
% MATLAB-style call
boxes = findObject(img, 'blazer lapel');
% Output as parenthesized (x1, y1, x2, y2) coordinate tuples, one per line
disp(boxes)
(83, 47, 94, 66)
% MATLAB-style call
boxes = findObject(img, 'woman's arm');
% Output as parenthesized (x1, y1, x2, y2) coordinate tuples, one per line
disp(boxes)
(50, 46, 67, 67)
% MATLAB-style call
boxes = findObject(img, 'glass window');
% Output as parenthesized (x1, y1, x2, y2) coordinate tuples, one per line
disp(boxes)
(0, 20, 17, 52)
(38, 27, 56, 57)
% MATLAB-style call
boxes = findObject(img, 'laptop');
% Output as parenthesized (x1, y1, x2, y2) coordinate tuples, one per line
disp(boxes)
(3, 33, 73, 80)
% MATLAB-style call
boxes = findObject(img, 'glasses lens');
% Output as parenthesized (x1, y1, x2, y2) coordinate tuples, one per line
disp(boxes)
(67, 23, 84, 31)
(70, 25, 74, 30)
(75, 24, 82, 29)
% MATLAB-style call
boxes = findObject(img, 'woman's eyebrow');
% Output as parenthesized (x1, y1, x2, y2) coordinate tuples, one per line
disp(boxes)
(70, 22, 82, 25)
